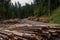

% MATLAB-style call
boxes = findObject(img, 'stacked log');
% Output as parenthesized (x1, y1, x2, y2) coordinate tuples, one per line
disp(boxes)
(1, 18, 20, 24)
(28, 16, 51, 23)
(33, 18, 39, 21)
(28, 16, 36, 21)
(0, 30, 40, 40)
(0, 24, 60, 40)
(38, 17, 51, 23)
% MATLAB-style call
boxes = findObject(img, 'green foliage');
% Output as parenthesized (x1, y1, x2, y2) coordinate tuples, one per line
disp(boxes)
(0, 0, 60, 24)
(33, 0, 51, 17)
(50, 6, 60, 24)
(0, 0, 11, 19)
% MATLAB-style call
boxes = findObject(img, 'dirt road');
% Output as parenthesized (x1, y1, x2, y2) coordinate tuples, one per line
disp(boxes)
(21, 19, 60, 26)
(21, 19, 50, 25)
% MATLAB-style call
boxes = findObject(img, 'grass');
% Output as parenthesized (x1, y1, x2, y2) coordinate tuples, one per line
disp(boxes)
(50, 6, 60, 24)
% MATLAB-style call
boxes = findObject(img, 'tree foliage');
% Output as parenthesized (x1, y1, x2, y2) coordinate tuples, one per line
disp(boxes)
(0, 0, 60, 19)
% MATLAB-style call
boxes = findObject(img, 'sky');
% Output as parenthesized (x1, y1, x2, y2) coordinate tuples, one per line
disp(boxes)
(11, 0, 34, 6)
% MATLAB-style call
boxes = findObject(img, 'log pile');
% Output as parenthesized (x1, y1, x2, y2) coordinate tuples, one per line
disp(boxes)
(0, 18, 20, 24)
(28, 16, 51, 23)
(0, 25, 60, 40)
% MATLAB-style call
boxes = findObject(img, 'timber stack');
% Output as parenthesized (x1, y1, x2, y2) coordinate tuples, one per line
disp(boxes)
(0, 24, 60, 40)
(0, 18, 20, 24)
(28, 16, 51, 23)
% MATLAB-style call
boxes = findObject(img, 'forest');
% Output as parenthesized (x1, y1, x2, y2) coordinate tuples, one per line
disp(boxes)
(0, 0, 60, 24)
